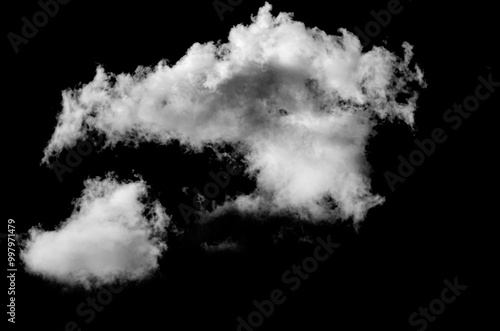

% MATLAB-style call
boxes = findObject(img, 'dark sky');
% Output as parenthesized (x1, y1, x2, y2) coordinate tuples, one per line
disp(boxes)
(4, 0, 497, 330)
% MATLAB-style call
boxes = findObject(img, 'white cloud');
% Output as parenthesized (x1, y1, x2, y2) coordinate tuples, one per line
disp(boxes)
(20, 176, 169, 289)
(42, 3, 425, 223)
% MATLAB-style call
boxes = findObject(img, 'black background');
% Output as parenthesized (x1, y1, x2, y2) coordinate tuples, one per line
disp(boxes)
(4, 0, 498, 330)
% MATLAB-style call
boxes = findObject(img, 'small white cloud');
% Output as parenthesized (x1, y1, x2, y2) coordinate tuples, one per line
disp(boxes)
(20, 175, 169, 289)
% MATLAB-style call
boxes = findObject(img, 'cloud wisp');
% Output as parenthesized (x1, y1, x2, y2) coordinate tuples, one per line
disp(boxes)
(42, 2, 425, 223)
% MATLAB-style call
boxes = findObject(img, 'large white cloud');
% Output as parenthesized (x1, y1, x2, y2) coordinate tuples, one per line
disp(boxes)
(42, 3, 425, 222)
(20, 176, 169, 289)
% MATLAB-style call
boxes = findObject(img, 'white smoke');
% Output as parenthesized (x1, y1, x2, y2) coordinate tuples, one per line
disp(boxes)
(42, 3, 425, 222)
(20, 176, 169, 289)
